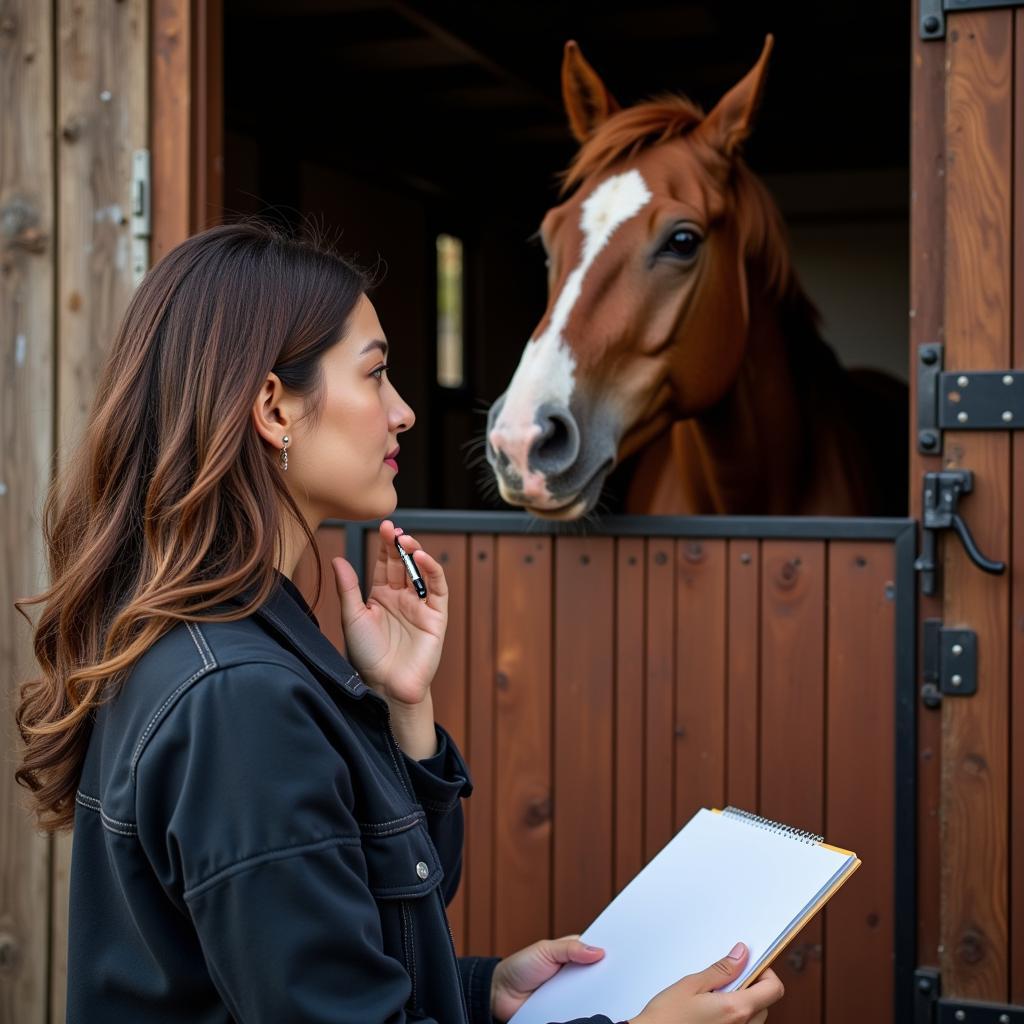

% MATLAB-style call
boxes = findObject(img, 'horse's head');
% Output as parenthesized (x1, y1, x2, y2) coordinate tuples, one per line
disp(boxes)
(486, 36, 777, 519)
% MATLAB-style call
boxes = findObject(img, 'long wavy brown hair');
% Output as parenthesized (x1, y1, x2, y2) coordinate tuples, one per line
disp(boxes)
(14, 220, 369, 831)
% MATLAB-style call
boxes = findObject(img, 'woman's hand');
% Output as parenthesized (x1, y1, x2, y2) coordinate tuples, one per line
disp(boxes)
(332, 519, 448, 708)
(490, 935, 606, 1022)
(631, 944, 784, 1024)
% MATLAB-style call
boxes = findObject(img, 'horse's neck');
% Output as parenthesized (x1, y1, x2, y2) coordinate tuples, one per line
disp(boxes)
(626, 298, 839, 515)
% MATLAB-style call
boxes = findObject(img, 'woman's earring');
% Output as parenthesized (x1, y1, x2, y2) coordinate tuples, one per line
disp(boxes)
(280, 435, 289, 472)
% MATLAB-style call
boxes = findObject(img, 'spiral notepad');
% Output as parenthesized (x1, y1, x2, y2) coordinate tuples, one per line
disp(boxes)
(508, 806, 861, 1024)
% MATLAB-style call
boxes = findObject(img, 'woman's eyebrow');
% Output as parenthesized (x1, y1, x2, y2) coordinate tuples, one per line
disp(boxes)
(359, 338, 388, 357)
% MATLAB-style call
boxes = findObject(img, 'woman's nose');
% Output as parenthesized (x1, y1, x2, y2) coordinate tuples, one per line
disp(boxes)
(390, 390, 415, 433)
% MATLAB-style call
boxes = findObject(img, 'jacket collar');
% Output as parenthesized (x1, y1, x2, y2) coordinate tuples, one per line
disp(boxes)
(247, 570, 369, 699)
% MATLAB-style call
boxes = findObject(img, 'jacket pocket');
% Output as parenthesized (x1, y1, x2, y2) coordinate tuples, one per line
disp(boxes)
(360, 810, 444, 900)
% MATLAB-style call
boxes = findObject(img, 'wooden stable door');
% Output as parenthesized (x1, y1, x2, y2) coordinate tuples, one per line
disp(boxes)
(910, 0, 1024, 1015)
(298, 516, 916, 1024)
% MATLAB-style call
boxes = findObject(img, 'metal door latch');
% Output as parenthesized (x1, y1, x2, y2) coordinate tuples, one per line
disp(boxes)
(914, 471, 1005, 596)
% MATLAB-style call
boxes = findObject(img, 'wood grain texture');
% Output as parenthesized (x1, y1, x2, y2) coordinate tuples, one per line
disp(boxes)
(421, 533, 469, 950)
(614, 539, 645, 892)
(825, 542, 895, 1021)
(152, 0, 191, 258)
(942, 9, 1011, 1001)
(726, 540, 760, 812)
(1013, 12, 1024, 1003)
(673, 539, 726, 828)
(493, 536, 552, 955)
(553, 537, 614, 936)
(644, 539, 675, 861)
(759, 541, 826, 1024)
(909, 0, 947, 970)
(466, 535, 496, 954)
(1, 5, 56, 1020)
(51, 3, 148, 1019)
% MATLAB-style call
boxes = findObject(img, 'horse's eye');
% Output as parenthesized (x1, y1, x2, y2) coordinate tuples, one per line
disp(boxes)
(661, 229, 702, 261)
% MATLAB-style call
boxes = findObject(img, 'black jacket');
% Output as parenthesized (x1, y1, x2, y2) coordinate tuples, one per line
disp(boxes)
(68, 570, 619, 1024)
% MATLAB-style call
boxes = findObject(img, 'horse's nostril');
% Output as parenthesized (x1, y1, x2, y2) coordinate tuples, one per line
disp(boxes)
(529, 405, 580, 474)
(537, 415, 570, 458)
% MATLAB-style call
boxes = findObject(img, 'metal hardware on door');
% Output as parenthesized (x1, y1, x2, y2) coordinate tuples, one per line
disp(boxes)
(920, 0, 1024, 41)
(914, 471, 1005, 596)
(917, 343, 1024, 452)
(920, 620, 977, 708)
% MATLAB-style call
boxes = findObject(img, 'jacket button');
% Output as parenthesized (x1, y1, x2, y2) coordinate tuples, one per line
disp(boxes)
(415, 861, 429, 880)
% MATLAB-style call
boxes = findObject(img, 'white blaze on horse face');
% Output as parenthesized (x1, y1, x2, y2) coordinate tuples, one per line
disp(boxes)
(492, 170, 653, 500)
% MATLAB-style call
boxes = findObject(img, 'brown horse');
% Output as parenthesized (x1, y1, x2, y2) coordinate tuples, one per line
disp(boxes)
(485, 37, 906, 520)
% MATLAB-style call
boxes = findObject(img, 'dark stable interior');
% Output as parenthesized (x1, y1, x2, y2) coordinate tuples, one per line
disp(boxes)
(223, 0, 910, 512)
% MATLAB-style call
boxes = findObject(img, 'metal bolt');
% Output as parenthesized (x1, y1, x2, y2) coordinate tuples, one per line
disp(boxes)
(957, 375, 969, 387)
(952, 644, 963, 655)
(954, 1011, 966, 1023)
(1003, 410, 1013, 422)
(99, 89, 112, 102)
(999, 1015, 1010, 1024)
(951, 674, 963, 687)
(1003, 374, 1014, 385)
(921, 346, 939, 365)
(919, 430, 939, 451)
(923, 14, 940, 33)
(957, 411, 968, 423)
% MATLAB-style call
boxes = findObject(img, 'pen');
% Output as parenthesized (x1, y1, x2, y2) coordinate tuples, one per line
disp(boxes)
(395, 534, 428, 599)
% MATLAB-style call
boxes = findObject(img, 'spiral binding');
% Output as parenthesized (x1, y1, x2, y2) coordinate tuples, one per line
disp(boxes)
(722, 806, 824, 845)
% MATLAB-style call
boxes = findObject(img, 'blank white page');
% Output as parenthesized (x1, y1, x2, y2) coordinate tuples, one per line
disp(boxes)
(508, 808, 856, 1024)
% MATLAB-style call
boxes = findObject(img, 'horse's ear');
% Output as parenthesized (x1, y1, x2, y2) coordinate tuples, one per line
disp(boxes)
(561, 40, 620, 143)
(695, 34, 774, 158)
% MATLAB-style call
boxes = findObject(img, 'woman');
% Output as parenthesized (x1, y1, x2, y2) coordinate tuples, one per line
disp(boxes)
(15, 221, 784, 1024)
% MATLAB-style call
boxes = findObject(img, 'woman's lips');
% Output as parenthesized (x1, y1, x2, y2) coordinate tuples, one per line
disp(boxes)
(384, 446, 399, 472)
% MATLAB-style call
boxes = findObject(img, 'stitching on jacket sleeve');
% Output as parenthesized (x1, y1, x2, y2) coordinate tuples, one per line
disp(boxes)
(182, 834, 361, 901)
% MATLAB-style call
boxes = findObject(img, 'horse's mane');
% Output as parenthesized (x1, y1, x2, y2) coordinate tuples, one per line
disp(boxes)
(560, 94, 820, 326)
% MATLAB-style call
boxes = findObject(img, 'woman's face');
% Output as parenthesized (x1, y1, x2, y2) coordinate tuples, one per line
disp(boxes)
(266, 293, 415, 523)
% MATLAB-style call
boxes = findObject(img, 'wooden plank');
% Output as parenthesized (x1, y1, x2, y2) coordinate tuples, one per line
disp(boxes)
(760, 541, 826, 1024)
(466, 535, 496, 955)
(421, 533, 468, 951)
(942, 9, 1012, 1002)
(825, 542, 895, 1023)
(673, 539, 727, 827)
(493, 536, 552, 954)
(152, 0, 192, 258)
(553, 537, 614, 936)
(614, 539, 645, 892)
(909, 0, 947, 972)
(1, 4, 56, 1020)
(644, 539, 675, 861)
(52, 3, 148, 1019)
(1013, 12, 1024, 1003)
(726, 540, 760, 811)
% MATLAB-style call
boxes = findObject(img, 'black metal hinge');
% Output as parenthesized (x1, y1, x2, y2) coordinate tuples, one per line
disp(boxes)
(916, 968, 1024, 1022)
(921, 0, 1024, 40)
(918, 344, 1024, 451)
(920, 619, 977, 707)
